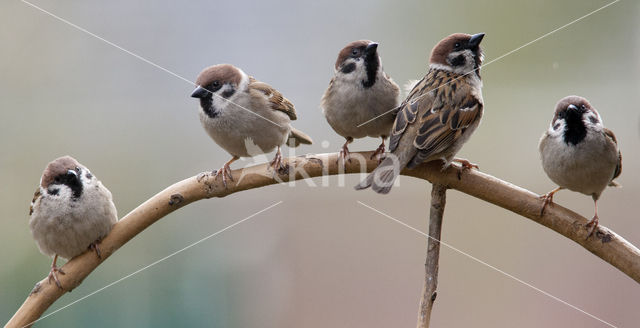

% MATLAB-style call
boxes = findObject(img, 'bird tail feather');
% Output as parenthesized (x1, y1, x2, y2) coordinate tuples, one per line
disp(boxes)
(355, 156, 403, 194)
(288, 128, 313, 147)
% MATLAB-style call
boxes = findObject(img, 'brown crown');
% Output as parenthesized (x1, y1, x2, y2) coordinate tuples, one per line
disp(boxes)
(41, 156, 81, 188)
(335, 40, 373, 70)
(195, 64, 242, 87)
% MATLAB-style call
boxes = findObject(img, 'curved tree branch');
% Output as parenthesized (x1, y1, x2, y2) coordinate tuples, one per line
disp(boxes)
(6, 151, 640, 327)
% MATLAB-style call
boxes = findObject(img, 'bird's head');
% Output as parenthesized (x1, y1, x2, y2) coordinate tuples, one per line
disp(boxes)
(550, 95, 602, 145)
(40, 156, 91, 200)
(191, 64, 246, 117)
(429, 33, 485, 75)
(334, 40, 382, 88)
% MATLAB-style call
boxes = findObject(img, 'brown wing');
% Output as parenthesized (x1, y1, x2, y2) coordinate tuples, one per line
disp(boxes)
(604, 128, 622, 181)
(249, 78, 297, 120)
(29, 188, 41, 216)
(388, 75, 429, 152)
(407, 71, 482, 164)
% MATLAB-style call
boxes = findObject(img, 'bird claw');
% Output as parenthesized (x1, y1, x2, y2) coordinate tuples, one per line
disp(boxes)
(370, 143, 386, 163)
(539, 187, 562, 216)
(48, 266, 65, 290)
(539, 193, 554, 216)
(89, 240, 102, 259)
(269, 154, 287, 178)
(452, 158, 478, 180)
(585, 215, 599, 239)
(337, 146, 351, 166)
(213, 165, 234, 188)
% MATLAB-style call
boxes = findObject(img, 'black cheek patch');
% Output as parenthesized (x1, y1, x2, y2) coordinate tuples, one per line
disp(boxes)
(221, 87, 236, 98)
(341, 63, 356, 74)
(589, 116, 599, 124)
(451, 55, 465, 66)
(553, 123, 560, 130)
(48, 188, 59, 196)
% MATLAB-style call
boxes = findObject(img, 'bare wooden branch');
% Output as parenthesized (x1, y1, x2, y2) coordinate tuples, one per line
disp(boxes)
(417, 184, 447, 328)
(6, 151, 640, 327)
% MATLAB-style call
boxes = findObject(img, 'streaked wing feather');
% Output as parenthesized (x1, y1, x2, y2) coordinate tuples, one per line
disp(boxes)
(251, 80, 297, 120)
(29, 188, 40, 216)
(604, 128, 622, 181)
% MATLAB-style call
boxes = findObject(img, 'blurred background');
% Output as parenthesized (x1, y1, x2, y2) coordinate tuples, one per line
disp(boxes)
(1, 0, 639, 327)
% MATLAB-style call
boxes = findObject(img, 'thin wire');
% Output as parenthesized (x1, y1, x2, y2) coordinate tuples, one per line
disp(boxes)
(356, 0, 620, 127)
(20, 0, 284, 128)
(23, 201, 283, 327)
(357, 201, 618, 328)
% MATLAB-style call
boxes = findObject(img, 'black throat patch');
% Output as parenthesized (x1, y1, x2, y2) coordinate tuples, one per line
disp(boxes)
(53, 173, 83, 199)
(200, 96, 219, 118)
(562, 110, 587, 145)
(361, 52, 379, 88)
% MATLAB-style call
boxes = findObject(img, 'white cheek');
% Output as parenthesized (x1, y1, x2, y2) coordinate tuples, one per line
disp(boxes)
(338, 59, 366, 83)
(547, 120, 565, 137)
(448, 50, 476, 74)
(583, 112, 603, 130)
(211, 88, 233, 110)
(47, 185, 74, 201)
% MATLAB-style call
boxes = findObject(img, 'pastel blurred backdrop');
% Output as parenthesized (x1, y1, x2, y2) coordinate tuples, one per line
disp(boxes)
(1, 0, 639, 327)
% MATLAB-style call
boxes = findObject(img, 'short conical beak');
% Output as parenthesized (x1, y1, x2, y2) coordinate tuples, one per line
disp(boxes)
(191, 86, 209, 98)
(567, 104, 579, 112)
(66, 169, 78, 179)
(468, 33, 485, 48)
(365, 42, 379, 54)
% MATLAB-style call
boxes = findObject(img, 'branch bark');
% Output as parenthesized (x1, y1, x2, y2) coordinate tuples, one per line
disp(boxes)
(417, 184, 447, 328)
(6, 151, 640, 327)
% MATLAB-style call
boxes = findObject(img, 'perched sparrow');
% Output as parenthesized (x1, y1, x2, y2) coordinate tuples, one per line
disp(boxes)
(191, 64, 313, 186)
(321, 40, 400, 163)
(539, 96, 622, 236)
(356, 33, 485, 194)
(29, 156, 118, 289)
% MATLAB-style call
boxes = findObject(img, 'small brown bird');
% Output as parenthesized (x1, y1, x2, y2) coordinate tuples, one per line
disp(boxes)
(356, 33, 485, 194)
(539, 96, 622, 236)
(191, 64, 313, 186)
(29, 156, 118, 289)
(321, 40, 400, 163)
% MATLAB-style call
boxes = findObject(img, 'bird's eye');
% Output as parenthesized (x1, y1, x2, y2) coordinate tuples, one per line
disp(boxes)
(212, 81, 220, 87)
(75, 166, 80, 172)
(580, 104, 586, 109)
(54, 176, 61, 183)
(351, 49, 359, 56)
(454, 42, 461, 49)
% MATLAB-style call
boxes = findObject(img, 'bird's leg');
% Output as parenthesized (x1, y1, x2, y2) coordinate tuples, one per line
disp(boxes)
(269, 146, 284, 174)
(586, 199, 600, 238)
(370, 137, 387, 162)
(89, 239, 102, 259)
(539, 186, 563, 216)
(452, 158, 479, 179)
(214, 156, 239, 188)
(48, 254, 65, 290)
(337, 137, 353, 165)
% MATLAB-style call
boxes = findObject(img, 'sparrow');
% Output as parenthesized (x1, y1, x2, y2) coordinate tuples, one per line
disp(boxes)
(191, 64, 313, 186)
(321, 40, 400, 163)
(356, 33, 485, 194)
(539, 96, 622, 237)
(29, 156, 118, 289)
